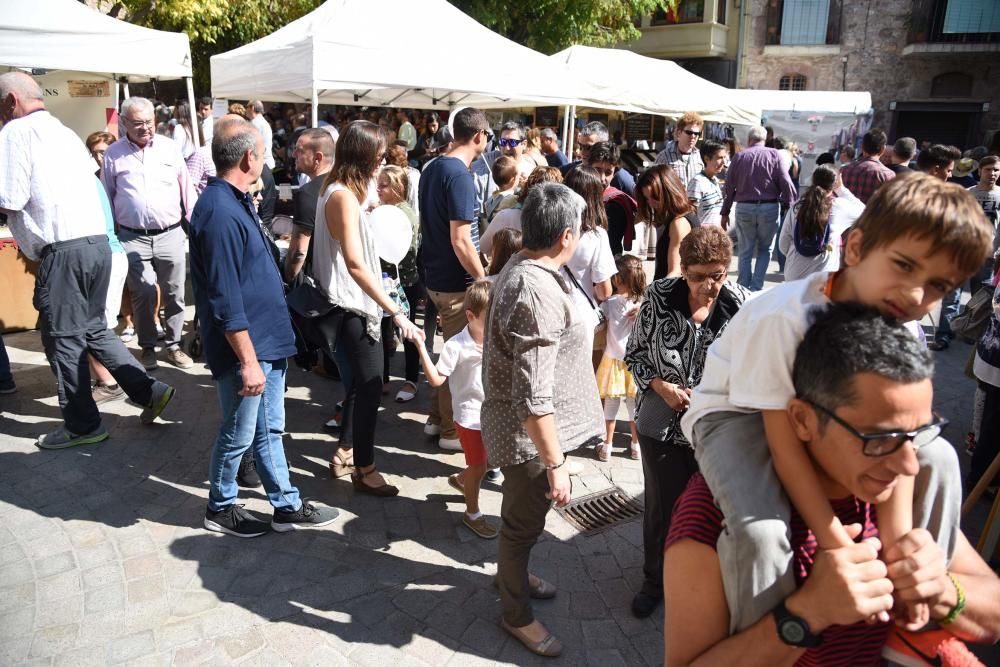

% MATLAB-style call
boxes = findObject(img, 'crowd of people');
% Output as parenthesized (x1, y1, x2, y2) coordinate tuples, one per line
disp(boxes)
(2, 68, 1000, 663)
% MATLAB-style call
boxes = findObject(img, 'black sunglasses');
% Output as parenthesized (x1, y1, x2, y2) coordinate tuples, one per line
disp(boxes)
(497, 138, 524, 148)
(683, 129, 702, 138)
(806, 400, 948, 457)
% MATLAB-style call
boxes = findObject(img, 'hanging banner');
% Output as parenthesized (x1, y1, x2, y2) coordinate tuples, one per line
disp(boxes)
(761, 109, 868, 182)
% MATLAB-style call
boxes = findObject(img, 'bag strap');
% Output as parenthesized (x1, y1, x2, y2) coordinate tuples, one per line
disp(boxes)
(562, 266, 598, 310)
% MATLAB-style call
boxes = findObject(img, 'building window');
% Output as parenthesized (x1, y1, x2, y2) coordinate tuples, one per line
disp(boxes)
(717, 0, 727, 25)
(779, 74, 807, 91)
(943, 0, 1000, 34)
(930, 71, 974, 97)
(651, 0, 705, 25)
(780, 0, 831, 44)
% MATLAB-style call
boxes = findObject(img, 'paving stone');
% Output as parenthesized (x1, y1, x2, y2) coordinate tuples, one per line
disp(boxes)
(301, 644, 352, 666)
(28, 623, 79, 658)
(81, 563, 122, 590)
(105, 629, 155, 664)
(52, 644, 106, 667)
(581, 618, 627, 649)
(170, 639, 218, 664)
(169, 590, 219, 618)
(34, 595, 82, 629)
(123, 554, 162, 581)
(84, 583, 126, 613)
(0, 608, 35, 641)
(74, 542, 117, 570)
(0, 581, 37, 614)
(218, 627, 265, 661)
(0, 542, 27, 566)
(0, 559, 35, 588)
(0, 638, 32, 664)
(570, 591, 608, 620)
(154, 617, 203, 651)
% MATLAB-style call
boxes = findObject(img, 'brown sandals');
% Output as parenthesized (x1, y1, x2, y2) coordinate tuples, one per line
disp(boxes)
(329, 450, 354, 478)
(351, 467, 399, 497)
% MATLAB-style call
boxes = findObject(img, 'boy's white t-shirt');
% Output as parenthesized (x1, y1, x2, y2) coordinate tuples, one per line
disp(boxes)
(680, 270, 921, 443)
(600, 294, 640, 360)
(435, 326, 484, 430)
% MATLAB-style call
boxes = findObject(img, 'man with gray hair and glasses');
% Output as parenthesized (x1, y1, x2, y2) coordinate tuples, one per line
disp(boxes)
(0, 72, 173, 449)
(539, 127, 569, 168)
(189, 116, 339, 537)
(560, 120, 636, 195)
(102, 96, 197, 371)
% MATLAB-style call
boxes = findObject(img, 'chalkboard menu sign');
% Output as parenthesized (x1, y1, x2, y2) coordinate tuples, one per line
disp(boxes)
(534, 106, 559, 127)
(626, 114, 652, 143)
(653, 115, 667, 143)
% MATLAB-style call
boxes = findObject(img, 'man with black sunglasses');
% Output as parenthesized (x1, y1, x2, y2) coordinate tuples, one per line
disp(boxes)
(654, 110, 706, 188)
(663, 303, 1000, 666)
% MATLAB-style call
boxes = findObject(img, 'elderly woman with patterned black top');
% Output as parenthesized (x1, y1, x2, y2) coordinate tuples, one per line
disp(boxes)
(481, 182, 604, 658)
(623, 225, 749, 619)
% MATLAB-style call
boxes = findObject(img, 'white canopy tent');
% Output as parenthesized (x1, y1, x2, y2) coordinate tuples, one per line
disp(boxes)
(0, 0, 196, 140)
(550, 45, 762, 127)
(210, 0, 599, 126)
(735, 89, 872, 116)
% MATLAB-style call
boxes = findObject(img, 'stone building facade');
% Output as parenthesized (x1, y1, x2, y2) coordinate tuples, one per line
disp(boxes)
(738, 0, 1000, 147)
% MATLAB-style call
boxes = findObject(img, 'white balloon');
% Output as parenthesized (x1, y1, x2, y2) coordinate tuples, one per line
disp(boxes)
(369, 205, 413, 264)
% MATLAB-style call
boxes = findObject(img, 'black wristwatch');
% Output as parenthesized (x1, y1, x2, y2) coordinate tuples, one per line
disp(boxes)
(772, 600, 823, 648)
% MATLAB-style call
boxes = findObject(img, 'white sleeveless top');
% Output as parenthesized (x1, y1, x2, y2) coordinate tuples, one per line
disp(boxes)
(313, 181, 382, 340)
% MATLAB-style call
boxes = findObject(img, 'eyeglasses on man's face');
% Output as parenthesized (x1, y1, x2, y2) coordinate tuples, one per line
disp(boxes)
(497, 138, 524, 149)
(806, 400, 948, 457)
(127, 117, 154, 130)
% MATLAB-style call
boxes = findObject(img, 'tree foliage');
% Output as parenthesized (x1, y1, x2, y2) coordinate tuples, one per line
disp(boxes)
(101, 0, 323, 92)
(447, 0, 669, 54)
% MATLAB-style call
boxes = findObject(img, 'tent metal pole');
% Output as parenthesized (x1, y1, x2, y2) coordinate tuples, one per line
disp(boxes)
(566, 105, 576, 160)
(311, 86, 319, 127)
(123, 82, 130, 99)
(185, 77, 199, 145)
(561, 105, 570, 151)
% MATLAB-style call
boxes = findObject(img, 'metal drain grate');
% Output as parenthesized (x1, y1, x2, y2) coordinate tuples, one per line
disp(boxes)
(556, 486, 643, 536)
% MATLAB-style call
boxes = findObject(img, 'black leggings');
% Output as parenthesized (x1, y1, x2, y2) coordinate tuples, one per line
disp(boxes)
(637, 434, 699, 595)
(336, 312, 383, 468)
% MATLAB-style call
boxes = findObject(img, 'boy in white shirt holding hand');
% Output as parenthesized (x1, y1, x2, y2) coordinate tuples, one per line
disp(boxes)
(418, 280, 497, 539)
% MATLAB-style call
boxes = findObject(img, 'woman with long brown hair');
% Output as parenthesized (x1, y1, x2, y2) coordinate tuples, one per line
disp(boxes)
(314, 120, 424, 496)
(635, 164, 696, 280)
(777, 164, 864, 281)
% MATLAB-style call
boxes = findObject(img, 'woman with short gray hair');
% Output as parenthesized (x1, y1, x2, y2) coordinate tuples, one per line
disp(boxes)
(481, 182, 604, 658)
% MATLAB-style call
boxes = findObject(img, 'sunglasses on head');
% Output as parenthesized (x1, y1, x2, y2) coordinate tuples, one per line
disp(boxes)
(497, 138, 524, 148)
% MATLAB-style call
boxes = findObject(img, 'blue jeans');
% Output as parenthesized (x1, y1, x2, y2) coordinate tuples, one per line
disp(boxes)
(207, 359, 301, 512)
(735, 202, 781, 291)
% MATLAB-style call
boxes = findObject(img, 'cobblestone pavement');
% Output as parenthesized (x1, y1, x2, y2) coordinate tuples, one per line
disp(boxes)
(0, 263, 990, 666)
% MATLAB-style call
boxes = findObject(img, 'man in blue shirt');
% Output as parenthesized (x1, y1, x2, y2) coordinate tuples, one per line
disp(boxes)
(189, 116, 338, 538)
(540, 128, 569, 168)
(418, 107, 490, 451)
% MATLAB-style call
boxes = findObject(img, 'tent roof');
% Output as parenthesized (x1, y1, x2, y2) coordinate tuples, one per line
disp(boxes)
(551, 46, 761, 126)
(736, 89, 872, 115)
(0, 0, 192, 81)
(210, 0, 595, 109)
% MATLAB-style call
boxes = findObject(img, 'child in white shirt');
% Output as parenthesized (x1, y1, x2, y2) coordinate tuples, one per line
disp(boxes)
(596, 255, 644, 461)
(418, 280, 497, 539)
(679, 174, 992, 633)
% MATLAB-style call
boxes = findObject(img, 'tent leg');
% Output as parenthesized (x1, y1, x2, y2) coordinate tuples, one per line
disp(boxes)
(561, 105, 571, 153)
(185, 77, 199, 145)
(123, 83, 130, 99)
(566, 106, 576, 161)
(311, 87, 319, 128)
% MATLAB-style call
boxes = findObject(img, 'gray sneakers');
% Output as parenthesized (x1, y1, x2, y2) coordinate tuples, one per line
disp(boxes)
(140, 348, 158, 371)
(271, 500, 340, 532)
(164, 347, 194, 369)
(36, 424, 109, 450)
(92, 383, 125, 405)
(140, 381, 175, 424)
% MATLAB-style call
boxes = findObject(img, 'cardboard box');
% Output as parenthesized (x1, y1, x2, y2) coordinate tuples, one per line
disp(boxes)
(0, 239, 39, 333)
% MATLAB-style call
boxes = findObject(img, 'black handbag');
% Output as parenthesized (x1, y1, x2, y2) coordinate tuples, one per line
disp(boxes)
(286, 271, 344, 361)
